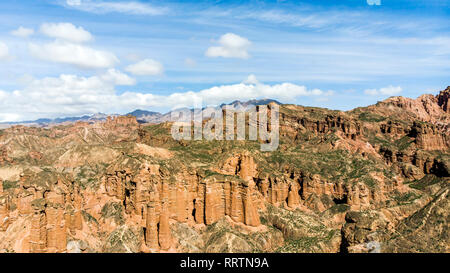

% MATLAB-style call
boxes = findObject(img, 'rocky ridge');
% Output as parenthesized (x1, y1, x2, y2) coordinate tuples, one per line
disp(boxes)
(0, 88, 448, 253)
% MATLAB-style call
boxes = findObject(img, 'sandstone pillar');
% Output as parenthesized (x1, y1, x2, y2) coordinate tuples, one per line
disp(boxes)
(56, 208, 67, 252)
(18, 193, 33, 216)
(73, 189, 83, 231)
(46, 206, 58, 252)
(243, 184, 260, 227)
(224, 181, 231, 216)
(230, 182, 244, 223)
(176, 184, 188, 223)
(30, 209, 47, 253)
(158, 200, 171, 250)
(135, 178, 147, 218)
(0, 196, 10, 231)
(287, 183, 300, 208)
(169, 183, 177, 218)
(239, 155, 257, 181)
(204, 183, 217, 225)
(116, 174, 125, 200)
(194, 183, 205, 224)
(259, 178, 269, 198)
(145, 202, 159, 249)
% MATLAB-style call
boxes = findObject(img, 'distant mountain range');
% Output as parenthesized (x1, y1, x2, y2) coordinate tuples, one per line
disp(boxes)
(221, 99, 281, 108)
(0, 113, 111, 126)
(0, 99, 281, 127)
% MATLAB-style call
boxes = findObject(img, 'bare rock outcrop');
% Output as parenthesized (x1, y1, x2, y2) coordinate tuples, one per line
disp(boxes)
(0, 147, 12, 165)
(219, 153, 258, 181)
(0, 195, 10, 231)
(341, 210, 392, 253)
(0, 90, 448, 253)
(437, 87, 450, 113)
(409, 121, 449, 151)
(280, 111, 361, 142)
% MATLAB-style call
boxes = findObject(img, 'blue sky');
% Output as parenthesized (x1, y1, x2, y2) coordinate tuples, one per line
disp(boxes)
(0, 0, 449, 121)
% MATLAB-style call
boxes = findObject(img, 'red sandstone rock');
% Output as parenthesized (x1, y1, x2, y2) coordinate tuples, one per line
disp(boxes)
(243, 181, 260, 227)
(437, 87, 450, 113)
(220, 153, 258, 181)
(158, 201, 172, 250)
(28, 151, 43, 160)
(145, 201, 159, 249)
(0, 195, 10, 231)
(0, 90, 447, 253)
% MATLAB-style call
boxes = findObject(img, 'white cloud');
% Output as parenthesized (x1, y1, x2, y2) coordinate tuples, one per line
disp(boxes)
(239, 10, 330, 29)
(0, 70, 135, 121)
(100, 69, 136, 85)
(65, 0, 168, 15)
(0, 42, 9, 60)
(11, 27, 34, 38)
(364, 86, 402, 96)
(205, 33, 251, 59)
(125, 59, 164, 76)
(29, 40, 119, 69)
(0, 113, 21, 123)
(16, 74, 35, 85)
(0, 74, 330, 121)
(66, 0, 81, 5)
(154, 77, 329, 108)
(105, 75, 331, 111)
(40, 22, 92, 43)
(243, 74, 259, 85)
(0, 90, 6, 100)
(367, 0, 381, 6)
(364, 89, 379, 96)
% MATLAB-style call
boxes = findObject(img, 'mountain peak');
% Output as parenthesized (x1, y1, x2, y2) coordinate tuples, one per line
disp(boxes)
(437, 86, 450, 113)
(127, 109, 161, 116)
(222, 98, 282, 108)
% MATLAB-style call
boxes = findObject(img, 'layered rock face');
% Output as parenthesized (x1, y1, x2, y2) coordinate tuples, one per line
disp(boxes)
(341, 210, 391, 253)
(409, 122, 449, 151)
(104, 115, 140, 130)
(280, 110, 361, 142)
(102, 157, 263, 251)
(0, 147, 12, 165)
(0, 88, 449, 253)
(21, 183, 80, 253)
(0, 192, 10, 232)
(437, 87, 450, 113)
(376, 94, 445, 123)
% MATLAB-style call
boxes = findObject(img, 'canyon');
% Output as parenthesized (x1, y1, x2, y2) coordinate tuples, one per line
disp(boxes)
(0, 87, 448, 253)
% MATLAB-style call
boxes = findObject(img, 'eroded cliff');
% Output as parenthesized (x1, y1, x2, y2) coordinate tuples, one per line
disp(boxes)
(0, 88, 449, 253)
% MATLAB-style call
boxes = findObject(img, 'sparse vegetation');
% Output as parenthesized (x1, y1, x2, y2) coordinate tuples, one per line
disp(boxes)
(2, 180, 18, 190)
(101, 202, 125, 225)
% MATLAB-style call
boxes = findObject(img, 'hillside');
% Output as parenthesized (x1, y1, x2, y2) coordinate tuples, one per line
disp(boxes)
(0, 87, 448, 253)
